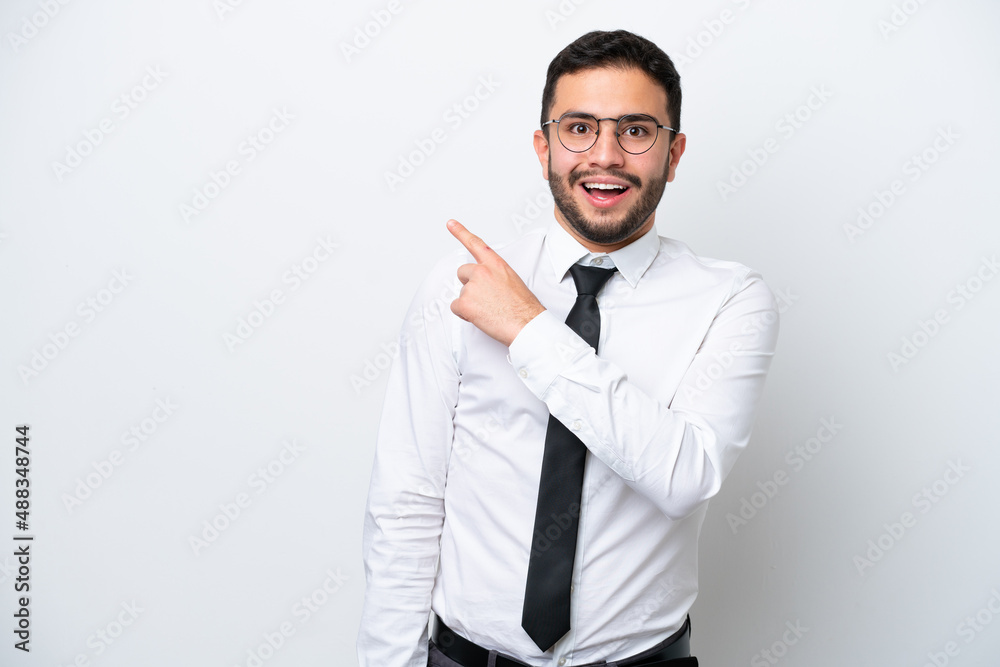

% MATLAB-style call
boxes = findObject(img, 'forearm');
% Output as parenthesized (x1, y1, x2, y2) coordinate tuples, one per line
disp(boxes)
(508, 274, 779, 519)
(358, 263, 461, 666)
(358, 469, 444, 667)
(358, 378, 451, 667)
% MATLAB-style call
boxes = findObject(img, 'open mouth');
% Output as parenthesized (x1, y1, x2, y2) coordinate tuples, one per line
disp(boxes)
(580, 181, 631, 207)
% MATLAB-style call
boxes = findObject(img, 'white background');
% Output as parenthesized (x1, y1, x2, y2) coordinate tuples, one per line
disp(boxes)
(2, 0, 999, 665)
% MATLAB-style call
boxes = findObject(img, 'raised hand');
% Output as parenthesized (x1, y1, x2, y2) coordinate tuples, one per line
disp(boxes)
(447, 219, 546, 347)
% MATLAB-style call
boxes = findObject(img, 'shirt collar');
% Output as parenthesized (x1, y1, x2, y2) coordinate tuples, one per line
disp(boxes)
(544, 217, 661, 288)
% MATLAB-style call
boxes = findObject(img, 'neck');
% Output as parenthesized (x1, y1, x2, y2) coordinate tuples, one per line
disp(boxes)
(553, 209, 656, 253)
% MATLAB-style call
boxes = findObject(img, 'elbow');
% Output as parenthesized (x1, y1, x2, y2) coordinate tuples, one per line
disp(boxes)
(658, 486, 716, 521)
(657, 422, 729, 521)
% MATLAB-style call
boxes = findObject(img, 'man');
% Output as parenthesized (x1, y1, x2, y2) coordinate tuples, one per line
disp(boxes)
(359, 30, 779, 667)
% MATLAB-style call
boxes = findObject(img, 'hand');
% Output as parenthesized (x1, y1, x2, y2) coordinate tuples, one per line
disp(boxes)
(447, 219, 545, 347)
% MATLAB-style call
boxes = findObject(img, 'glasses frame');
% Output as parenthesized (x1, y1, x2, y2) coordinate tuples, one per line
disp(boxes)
(542, 112, 675, 155)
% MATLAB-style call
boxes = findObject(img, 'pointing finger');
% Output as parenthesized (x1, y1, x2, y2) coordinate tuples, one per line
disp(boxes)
(447, 219, 493, 264)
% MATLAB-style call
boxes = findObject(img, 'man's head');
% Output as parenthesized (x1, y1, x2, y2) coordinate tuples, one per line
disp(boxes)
(534, 30, 685, 252)
(540, 30, 682, 138)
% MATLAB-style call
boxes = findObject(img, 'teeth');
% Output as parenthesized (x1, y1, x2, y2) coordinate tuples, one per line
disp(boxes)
(583, 182, 626, 190)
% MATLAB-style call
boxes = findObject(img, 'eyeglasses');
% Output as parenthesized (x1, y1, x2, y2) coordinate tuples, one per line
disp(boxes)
(542, 112, 675, 155)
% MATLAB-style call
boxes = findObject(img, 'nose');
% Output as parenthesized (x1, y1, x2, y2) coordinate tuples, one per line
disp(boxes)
(588, 119, 626, 168)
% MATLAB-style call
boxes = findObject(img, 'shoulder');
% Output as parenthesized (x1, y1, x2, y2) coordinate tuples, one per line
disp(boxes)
(490, 226, 548, 268)
(427, 225, 547, 280)
(406, 248, 466, 316)
(403, 226, 546, 318)
(656, 235, 776, 304)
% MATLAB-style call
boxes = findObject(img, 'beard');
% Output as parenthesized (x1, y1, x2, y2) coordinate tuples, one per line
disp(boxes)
(547, 156, 670, 246)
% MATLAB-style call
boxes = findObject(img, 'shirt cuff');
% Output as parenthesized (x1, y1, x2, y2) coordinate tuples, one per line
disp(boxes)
(508, 309, 592, 398)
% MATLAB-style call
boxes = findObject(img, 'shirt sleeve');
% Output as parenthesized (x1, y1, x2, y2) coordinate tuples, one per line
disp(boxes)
(507, 269, 779, 521)
(357, 260, 461, 667)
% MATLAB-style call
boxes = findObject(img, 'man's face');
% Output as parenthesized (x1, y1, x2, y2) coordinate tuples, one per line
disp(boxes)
(533, 67, 686, 251)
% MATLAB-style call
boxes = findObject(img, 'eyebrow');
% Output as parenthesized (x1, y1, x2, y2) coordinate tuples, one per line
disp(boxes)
(557, 110, 664, 123)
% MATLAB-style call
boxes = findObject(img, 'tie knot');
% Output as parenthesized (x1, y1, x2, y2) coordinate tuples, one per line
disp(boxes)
(569, 263, 617, 296)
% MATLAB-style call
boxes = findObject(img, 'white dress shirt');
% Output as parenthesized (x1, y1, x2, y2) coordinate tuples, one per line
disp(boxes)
(358, 218, 779, 666)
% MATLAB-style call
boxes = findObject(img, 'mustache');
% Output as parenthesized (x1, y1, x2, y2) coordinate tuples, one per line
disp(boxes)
(569, 169, 642, 189)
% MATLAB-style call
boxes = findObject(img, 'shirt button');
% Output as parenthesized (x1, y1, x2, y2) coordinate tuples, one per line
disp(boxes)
(592, 257, 604, 266)
(518, 368, 528, 378)
(558, 659, 566, 666)
(571, 420, 582, 431)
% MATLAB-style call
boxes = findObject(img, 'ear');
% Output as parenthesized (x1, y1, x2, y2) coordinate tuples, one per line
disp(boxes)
(533, 129, 551, 181)
(665, 132, 687, 183)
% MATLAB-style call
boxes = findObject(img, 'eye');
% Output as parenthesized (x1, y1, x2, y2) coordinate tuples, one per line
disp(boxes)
(618, 115, 658, 141)
(567, 122, 593, 136)
(621, 125, 649, 138)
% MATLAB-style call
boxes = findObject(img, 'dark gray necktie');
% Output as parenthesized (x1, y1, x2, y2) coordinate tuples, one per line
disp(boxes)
(521, 263, 617, 652)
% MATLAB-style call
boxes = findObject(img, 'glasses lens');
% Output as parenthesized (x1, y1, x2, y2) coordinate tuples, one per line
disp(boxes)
(617, 115, 659, 154)
(557, 113, 599, 152)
